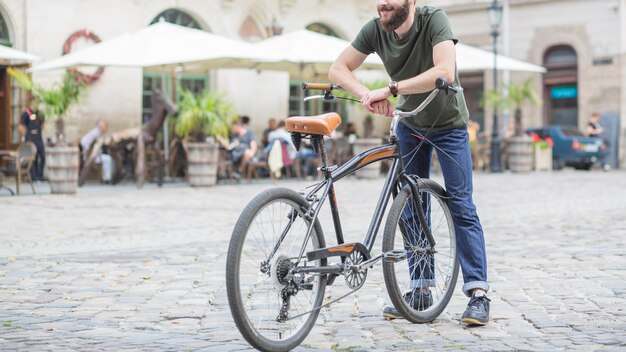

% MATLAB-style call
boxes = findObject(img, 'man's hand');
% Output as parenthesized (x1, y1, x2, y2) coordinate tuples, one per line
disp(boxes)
(360, 87, 393, 117)
(370, 100, 394, 117)
(361, 87, 391, 112)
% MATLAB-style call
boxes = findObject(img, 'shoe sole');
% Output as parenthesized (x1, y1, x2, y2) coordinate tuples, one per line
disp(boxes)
(460, 317, 488, 326)
(382, 312, 403, 320)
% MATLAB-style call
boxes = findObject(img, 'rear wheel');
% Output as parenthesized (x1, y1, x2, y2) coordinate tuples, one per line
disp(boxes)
(226, 188, 326, 352)
(382, 179, 459, 323)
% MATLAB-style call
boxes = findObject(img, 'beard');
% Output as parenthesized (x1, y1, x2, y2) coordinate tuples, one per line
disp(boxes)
(378, 0, 411, 32)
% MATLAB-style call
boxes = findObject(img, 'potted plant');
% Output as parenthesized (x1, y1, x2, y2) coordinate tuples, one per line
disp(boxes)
(175, 89, 235, 186)
(8, 68, 87, 193)
(482, 78, 541, 172)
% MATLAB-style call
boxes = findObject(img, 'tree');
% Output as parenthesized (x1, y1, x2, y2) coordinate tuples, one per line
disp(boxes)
(482, 78, 541, 136)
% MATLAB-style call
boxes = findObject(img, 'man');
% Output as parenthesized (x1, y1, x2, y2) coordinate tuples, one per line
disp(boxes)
(329, 0, 490, 325)
(80, 119, 114, 184)
(219, 120, 258, 179)
(18, 98, 45, 181)
(587, 112, 610, 171)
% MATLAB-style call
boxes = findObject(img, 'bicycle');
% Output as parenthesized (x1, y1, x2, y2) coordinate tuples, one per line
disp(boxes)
(226, 78, 463, 352)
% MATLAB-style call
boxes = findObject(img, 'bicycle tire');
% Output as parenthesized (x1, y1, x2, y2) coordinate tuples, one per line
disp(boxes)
(226, 187, 326, 352)
(382, 178, 459, 323)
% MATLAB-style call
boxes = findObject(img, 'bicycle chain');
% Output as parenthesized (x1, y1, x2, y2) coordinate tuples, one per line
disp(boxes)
(286, 284, 361, 321)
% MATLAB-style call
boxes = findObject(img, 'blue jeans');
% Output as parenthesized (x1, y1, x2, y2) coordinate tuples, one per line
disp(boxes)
(397, 122, 489, 297)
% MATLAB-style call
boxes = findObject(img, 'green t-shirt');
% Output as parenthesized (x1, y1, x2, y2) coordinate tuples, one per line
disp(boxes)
(352, 6, 469, 132)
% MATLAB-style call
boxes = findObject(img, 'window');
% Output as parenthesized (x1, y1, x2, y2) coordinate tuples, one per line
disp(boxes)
(150, 9, 202, 29)
(306, 23, 340, 38)
(0, 11, 10, 47)
(10, 78, 27, 144)
(176, 73, 209, 101)
(460, 73, 484, 132)
(142, 73, 171, 123)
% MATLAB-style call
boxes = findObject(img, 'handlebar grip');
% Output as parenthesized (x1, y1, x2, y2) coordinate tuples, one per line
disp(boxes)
(435, 77, 461, 93)
(435, 77, 449, 90)
(302, 82, 334, 91)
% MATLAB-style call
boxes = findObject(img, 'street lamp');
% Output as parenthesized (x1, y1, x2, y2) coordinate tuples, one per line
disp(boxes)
(488, 0, 503, 172)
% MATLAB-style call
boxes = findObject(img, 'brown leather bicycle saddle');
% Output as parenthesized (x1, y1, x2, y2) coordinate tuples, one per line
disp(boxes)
(286, 112, 342, 136)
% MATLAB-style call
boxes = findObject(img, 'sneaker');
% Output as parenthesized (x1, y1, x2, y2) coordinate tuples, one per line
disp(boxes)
(461, 294, 490, 326)
(383, 289, 433, 319)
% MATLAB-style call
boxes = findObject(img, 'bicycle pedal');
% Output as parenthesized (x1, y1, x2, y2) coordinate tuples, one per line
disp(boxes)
(383, 249, 407, 262)
(326, 274, 338, 286)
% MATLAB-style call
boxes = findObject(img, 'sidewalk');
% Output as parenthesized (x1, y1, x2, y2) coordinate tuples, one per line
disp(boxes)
(1, 170, 625, 351)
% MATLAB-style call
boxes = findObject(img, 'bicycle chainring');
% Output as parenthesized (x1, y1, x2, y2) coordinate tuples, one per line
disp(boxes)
(344, 251, 367, 290)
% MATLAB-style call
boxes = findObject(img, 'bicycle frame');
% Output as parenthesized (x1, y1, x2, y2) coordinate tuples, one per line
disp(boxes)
(270, 84, 456, 270)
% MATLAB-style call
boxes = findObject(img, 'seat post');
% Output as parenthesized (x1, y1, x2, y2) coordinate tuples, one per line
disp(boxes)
(312, 135, 332, 179)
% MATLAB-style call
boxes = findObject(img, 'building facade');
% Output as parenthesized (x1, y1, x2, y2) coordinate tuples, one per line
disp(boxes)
(432, 0, 626, 167)
(0, 0, 624, 165)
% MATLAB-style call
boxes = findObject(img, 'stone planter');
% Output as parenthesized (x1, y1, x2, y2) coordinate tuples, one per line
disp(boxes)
(506, 135, 533, 173)
(186, 142, 218, 187)
(353, 138, 382, 179)
(46, 146, 79, 194)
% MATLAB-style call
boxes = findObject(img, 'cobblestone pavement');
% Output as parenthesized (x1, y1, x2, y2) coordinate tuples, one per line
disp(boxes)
(1, 169, 625, 351)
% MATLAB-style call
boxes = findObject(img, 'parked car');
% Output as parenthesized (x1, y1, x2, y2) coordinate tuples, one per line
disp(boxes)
(526, 125, 607, 170)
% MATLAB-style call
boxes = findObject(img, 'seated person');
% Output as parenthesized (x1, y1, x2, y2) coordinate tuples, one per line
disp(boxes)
(80, 119, 114, 184)
(265, 120, 297, 161)
(264, 120, 298, 178)
(218, 120, 258, 178)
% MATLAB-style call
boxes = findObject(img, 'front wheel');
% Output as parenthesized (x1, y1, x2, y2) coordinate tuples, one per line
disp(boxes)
(226, 188, 326, 352)
(382, 178, 459, 323)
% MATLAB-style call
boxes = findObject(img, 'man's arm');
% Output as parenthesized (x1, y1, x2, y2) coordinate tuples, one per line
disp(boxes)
(249, 140, 258, 156)
(328, 46, 370, 99)
(362, 40, 457, 109)
(329, 46, 393, 116)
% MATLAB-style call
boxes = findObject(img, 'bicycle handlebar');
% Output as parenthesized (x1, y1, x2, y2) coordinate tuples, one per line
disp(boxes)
(301, 77, 463, 138)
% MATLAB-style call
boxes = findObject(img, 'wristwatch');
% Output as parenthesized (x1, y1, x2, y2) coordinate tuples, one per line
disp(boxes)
(388, 81, 399, 97)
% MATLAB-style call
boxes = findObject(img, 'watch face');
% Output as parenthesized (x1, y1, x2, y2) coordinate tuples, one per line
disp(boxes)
(389, 81, 398, 96)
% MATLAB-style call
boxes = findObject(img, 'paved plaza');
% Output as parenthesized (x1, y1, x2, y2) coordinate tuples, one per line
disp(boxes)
(1, 169, 625, 351)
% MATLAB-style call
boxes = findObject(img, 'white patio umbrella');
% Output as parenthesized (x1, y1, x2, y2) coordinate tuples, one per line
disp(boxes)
(252, 29, 384, 77)
(30, 22, 265, 162)
(30, 22, 259, 72)
(457, 43, 546, 73)
(0, 45, 40, 64)
(251, 29, 384, 114)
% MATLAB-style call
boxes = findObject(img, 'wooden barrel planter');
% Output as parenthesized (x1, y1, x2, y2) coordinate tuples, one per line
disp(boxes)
(506, 135, 533, 173)
(186, 142, 218, 187)
(46, 146, 80, 194)
(353, 138, 382, 179)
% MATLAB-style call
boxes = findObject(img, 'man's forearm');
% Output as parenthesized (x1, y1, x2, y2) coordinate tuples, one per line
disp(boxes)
(328, 64, 369, 99)
(397, 65, 454, 95)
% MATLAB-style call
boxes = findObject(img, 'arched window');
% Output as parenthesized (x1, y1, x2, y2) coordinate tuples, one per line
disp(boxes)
(143, 9, 209, 123)
(0, 12, 11, 46)
(150, 9, 202, 29)
(239, 15, 264, 42)
(543, 45, 578, 126)
(306, 23, 341, 38)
